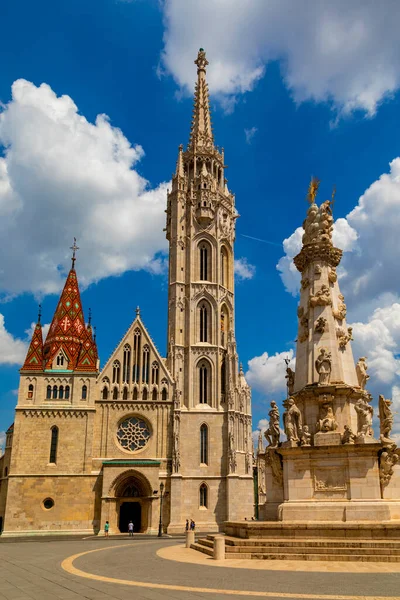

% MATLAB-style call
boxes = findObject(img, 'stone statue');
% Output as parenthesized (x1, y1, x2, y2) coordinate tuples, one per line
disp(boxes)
(228, 431, 237, 473)
(265, 447, 283, 486)
(264, 401, 281, 447)
(283, 397, 302, 443)
(379, 449, 399, 488)
(342, 425, 356, 445)
(337, 326, 353, 350)
(379, 394, 395, 443)
(315, 316, 327, 334)
(355, 396, 374, 438)
(356, 357, 369, 390)
(285, 367, 295, 395)
(328, 267, 337, 283)
(315, 348, 332, 384)
(316, 400, 337, 432)
(172, 432, 180, 473)
(310, 284, 332, 307)
(332, 294, 347, 321)
(300, 425, 311, 447)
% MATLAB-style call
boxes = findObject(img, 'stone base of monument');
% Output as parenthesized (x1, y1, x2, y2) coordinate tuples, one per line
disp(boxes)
(190, 523, 400, 561)
(314, 431, 342, 446)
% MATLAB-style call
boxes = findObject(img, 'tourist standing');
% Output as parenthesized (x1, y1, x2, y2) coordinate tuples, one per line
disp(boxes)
(185, 519, 189, 532)
(128, 521, 134, 537)
(104, 521, 109, 537)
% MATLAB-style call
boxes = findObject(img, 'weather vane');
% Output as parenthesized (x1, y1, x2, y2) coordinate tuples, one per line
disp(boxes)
(70, 237, 79, 268)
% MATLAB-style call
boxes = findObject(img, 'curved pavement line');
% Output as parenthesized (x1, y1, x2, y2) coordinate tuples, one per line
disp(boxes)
(61, 542, 400, 600)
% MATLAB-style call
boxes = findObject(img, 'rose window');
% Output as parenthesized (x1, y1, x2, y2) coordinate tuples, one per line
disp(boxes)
(117, 417, 151, 452)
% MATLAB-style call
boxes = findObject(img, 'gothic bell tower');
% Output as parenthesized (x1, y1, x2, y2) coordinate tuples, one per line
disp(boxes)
(166, 49, 253, 531)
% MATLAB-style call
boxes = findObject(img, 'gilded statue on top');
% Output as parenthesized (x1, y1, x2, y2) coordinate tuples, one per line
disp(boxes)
(302, 179, 334, 246)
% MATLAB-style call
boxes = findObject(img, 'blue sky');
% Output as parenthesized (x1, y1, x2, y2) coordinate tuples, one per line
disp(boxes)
(1, 0, 400, 442)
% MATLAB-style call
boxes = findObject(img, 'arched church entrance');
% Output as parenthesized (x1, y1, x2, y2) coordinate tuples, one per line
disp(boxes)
(112, 471, 152, 533)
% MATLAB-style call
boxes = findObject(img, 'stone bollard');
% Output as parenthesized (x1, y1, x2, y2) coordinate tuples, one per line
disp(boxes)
(186, 530, 195, 548)
(213, 535, 225, 560)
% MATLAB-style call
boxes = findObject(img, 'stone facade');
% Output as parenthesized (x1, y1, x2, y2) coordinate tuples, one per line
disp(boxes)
(0, 49, 253, 536)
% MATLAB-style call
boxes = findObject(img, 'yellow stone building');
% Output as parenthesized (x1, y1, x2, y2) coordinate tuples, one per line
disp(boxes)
(0, 49, 254, 536)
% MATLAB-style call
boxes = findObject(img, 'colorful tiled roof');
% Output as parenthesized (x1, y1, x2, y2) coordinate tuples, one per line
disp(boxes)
(21, 320, 43, 371)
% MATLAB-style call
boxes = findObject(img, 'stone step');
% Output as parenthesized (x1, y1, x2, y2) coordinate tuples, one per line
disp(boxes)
(190, 542, 213, 557)
(220, 536, 400, 549)
(228, 553, 400, 562)
(224, 545, 400, 556)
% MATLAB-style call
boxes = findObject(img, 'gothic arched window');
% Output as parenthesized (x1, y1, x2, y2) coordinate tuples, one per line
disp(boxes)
(161, 387, 168, 401)
(65, 386, 70, 400)
(28, 383, 34, 399)
(113, 387, 118, 400)
(220, 246, 229, 288)
(49, 426, 58, 464)
(199, 303, 208, 342)
(221, 358, 226, 399)
(123, 345, 131, 384)
(102, 387, 108, 400)
(142, 345, 150, 384)
(199, 483, 208, 508)
(220, 304, 229, 347)
(112, 360, 121, 384)
(82, 385, 87, 400)
(52, 385, 58, 399)
(199, 241, 212, 281)
(142, 387, 148, 401)
(58, 385, 64, 400)
(56, 353, 64, 367)
(151, 361, 159, 385)
(122, 387, 128, 400)
(198, 360, 211, 405)
(152, 387, 157, 401)
(133, 387, 138, 400)
(133, 329, 141, 383)
(46, 385, 51, 399)
(200, 424, 208, 464)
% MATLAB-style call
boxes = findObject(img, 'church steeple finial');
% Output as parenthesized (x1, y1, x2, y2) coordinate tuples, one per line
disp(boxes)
(70, 237, 79, 269)
(37, 303, 42, 324)
(188, 48, 214, 151)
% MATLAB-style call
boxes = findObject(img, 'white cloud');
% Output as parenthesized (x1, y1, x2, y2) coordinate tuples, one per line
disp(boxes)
(0, 79, 169, 297)
(0, 431, 5, 453)
(234, 257, 256, 280)
(0, 314, 29, 365)
(244, 127, 258, 144)
(246, 349, 295, 396)
(161, 0, 400, 116)
(0, 315, 50, 366)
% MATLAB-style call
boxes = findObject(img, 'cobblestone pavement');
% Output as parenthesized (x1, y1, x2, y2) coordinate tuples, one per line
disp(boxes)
(0, 536, 399, 600)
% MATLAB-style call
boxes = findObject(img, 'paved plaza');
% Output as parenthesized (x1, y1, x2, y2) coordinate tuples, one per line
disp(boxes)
(0, 536, 399, 600)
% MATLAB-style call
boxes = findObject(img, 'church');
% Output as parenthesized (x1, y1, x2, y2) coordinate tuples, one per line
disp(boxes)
(0, 49, 254, 536)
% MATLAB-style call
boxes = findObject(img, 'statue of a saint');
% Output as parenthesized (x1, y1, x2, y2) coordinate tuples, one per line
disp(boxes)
(355, 396, 374, 438)
(285, 367, 295, 395)
(342, 425, 356, 445)
(264, 401, 281, 447)
(356, 357, 369, 390)
(316, 401, 337, 432)
(315, 348, 332, 384)
(379, 394, 395, 443)
(283, 397, 302, 443)
(300, 425, 311, 447)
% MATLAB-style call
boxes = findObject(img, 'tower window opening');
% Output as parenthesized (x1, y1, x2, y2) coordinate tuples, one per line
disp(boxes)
(82, 384, 87, 400)
(113, 387, 118, 400)
(151, 361, 159, 385)
(200, 424, 208, 464)
(199, 243, 211, 281)
(52, 385, 58, 399)
(49, 426, 58, 464)
(221, 358, 226, 398)
(122, 387, 128, 400)
(199, 483, 208, 508)
(152, 388, 157, 401)
(199, 361, 210, 404)
(102, 387, 108, 400)
(112, 360, 121, 384)
(142, 387, 148, 400)
(199, 303, 208, 342)
(162, 387, 168, 401)
(133, 329, 141, 383)
(28, 383, 34, 398)
(123, 345, 131, 384)
(65, 385, 70, 400)
(46, 385, 51, 399)
(142, 345, 150, 384)
(56, 353, 64, 367)
(58, 385, 64, 399)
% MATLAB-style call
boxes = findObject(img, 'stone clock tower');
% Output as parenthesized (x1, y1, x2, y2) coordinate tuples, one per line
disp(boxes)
(165, 49, 253, 531)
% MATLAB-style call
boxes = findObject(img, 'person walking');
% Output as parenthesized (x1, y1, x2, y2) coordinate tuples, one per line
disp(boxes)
(104, 521, 109, 538)
(128, 520, 134, 537)
(190, 519, 195, 531)
(185, 519, 189, 532)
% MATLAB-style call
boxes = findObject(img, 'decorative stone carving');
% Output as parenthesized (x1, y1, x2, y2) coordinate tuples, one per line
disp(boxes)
(301, 277, 310, 290)
(297, 306, 304, 319)
(172, 431, 180, 473)
(356, 357, 369, 390)
(315, 317, 327, 334)
(314, 468, 347, 492)
(302, 193, 334, 246)
(258, 461, 266, 494)
(309, 284, 332, 307)
(285, 367, 295, 395)
(332, 294, 347, 321)
(228, 431, 237, 473)
(379, 448, 399, 489)
(342, 425, 356, 444)
(298, 314, 309, 343)
(337, 326, 353, 349)
(265, 447, 283, 486)
(355, 396, 374, 438)
(264, 401, 280, 448)
(283, 397, 302, 443)
(314, 264, 322, 275)
(300, 425, 311, 447)
(316, 399, 337, 433)
(257, 430, 264, 455)
(245, 451, 252, 474)
(328, 267, 337, 283)
(379, 394, 395, 444)
(315, 348, 332, 384)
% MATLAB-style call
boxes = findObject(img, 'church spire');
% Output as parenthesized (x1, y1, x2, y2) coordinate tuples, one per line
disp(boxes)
(21, 306, 44, 372)
(188, 48, 214, 151)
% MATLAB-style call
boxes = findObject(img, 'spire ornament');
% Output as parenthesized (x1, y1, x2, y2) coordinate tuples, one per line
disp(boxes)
(307, 177, 320, 204)
(188, 48, 214, 150)
(70, 238, 79, 269)
(37, 303, 42, 324)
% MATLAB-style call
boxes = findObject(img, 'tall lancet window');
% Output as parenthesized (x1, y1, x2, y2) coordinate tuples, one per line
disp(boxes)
(200, 424, 208, 464)
(112, 360, 121, 384)
(199, 241, 211, 281)
(133, 329, 141, 383)
(220, 246, 228, 288)
(198, 360, 211, 404)
(49, 426, 58, 464)
(221, 358, 226, 399)
(142, 345, 150, 384)
(199, 303, 208, 342)
(123, 344, 131, 384)
(151, 361, 159, 385)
